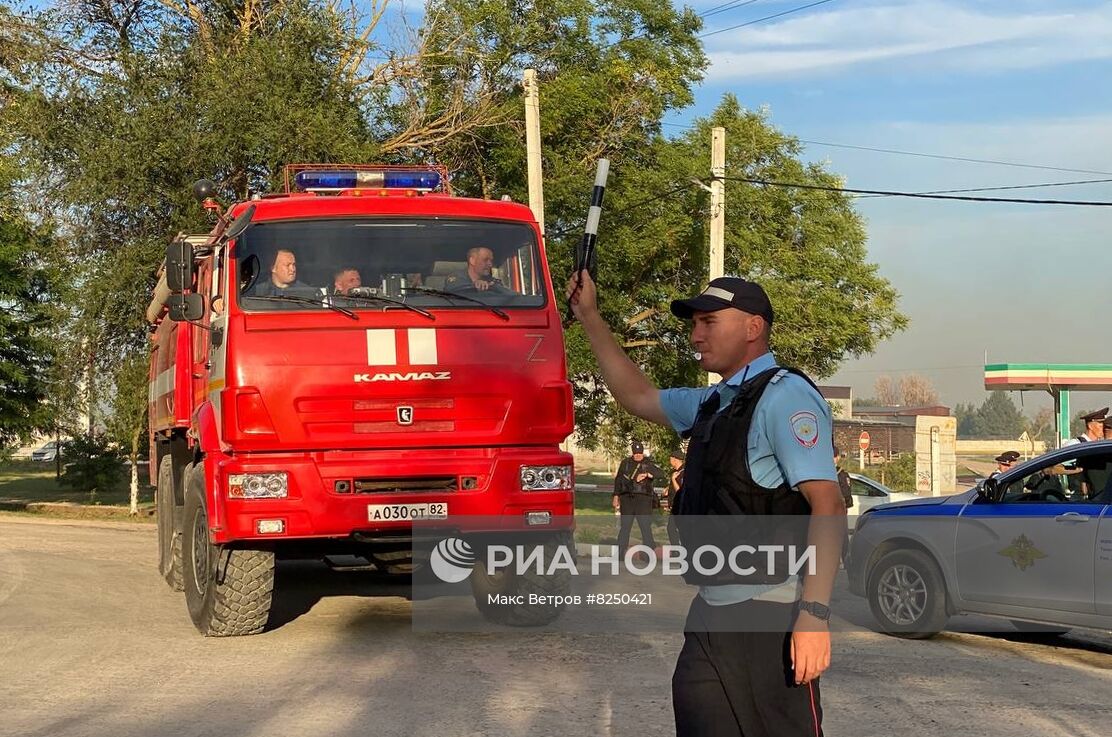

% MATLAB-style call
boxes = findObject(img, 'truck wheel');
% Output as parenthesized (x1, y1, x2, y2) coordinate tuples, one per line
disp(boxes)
(182, 473, 274, 636)
(469, 533, 573, 626)
(867, 549, 948, 639)
(156, 456, 183, 591)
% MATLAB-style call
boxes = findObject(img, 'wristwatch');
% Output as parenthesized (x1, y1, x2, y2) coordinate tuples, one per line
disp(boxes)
(797, 600, 831, 622)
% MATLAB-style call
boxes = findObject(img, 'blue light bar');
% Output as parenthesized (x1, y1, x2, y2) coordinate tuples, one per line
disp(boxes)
(294, 169, 441, 191)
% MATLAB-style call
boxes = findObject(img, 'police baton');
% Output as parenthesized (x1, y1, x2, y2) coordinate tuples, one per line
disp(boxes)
(565, 158, 610, 325)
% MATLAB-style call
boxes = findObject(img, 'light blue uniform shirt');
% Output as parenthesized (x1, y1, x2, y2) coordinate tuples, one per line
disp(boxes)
(659, 352, 837, 605)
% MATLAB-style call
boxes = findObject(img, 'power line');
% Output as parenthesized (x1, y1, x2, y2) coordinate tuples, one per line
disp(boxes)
(718, 175, 1112, 206)
(699, 0, 839, 39)
(547, 182, 697, 240)
(700, 0, 764, 20)
(855, 177, 1112, 199)
(658, 123, 1112, 177)
(799, 139, 1112, 177)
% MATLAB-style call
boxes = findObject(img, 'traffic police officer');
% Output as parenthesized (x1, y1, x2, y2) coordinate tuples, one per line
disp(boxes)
(567, 271, 844, 737)
(1063, 407, 1108, 446)
(990, 450, 1021, 477)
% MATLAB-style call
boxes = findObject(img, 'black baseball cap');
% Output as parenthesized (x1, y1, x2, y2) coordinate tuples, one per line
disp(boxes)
(631, 440, 644, 453)
(670, 277, 774, 324)
(669, 449, 685, 461)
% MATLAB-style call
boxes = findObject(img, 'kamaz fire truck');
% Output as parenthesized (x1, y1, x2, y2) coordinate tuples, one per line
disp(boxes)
(146, 165, 575, 636)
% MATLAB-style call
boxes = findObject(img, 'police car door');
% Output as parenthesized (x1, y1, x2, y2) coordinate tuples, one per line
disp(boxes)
(954, 452, 1102, 616)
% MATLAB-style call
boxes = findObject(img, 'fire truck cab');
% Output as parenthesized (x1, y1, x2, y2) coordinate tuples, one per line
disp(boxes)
(147, 166, 575, 636)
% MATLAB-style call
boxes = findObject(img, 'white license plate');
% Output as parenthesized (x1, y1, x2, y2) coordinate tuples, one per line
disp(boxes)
(367, 503, 448, 522)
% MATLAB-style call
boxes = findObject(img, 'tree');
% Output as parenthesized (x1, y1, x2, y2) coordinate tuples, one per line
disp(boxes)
(897, 374, 938, 407)
(0, 155, 57, 446)
(967, 392, 1025, 439)
(873, 376, 899, 406)
(1025, 407, 1056, 448)
(104, 353, 149, 514)
(953, 401, 977, 438)
(7, 0, 386, 427)
(872, 373, 938, 407)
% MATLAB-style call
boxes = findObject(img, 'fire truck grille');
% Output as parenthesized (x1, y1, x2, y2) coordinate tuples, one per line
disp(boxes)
(353, 476, 459, 494)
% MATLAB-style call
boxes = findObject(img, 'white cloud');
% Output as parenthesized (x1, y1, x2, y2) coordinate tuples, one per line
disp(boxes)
(705, 1, 1112, 82)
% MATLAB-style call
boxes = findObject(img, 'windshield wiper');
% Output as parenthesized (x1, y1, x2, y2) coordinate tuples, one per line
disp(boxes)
(402, 286, 509, 321)
(242, 293, 357, 320)
(340, 290, 435, 320)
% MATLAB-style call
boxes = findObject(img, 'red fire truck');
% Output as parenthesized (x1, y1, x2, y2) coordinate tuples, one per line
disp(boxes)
(147, 165, 575, 636)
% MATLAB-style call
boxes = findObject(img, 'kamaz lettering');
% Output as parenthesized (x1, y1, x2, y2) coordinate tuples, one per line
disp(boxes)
(354, 371, 452, 383)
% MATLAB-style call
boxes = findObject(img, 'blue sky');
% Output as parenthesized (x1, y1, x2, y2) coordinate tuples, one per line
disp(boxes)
(669, 0, 1112, 410)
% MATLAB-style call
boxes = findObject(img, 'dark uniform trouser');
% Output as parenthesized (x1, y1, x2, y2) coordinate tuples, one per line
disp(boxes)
(673, 596, 823, 737)
(617, 493, 656, 554)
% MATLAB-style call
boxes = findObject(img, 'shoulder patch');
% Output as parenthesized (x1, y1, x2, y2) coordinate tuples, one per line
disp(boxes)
(789, 410, 820, 448)
(446, 275, 457, 283)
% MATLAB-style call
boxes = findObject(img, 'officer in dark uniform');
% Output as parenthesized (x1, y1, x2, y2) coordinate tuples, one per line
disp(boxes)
(990, 450, 1021, 477)
(612, 440, 664, 556)
(1064, 407, 1108, 446)
(567, 270, 844, 737)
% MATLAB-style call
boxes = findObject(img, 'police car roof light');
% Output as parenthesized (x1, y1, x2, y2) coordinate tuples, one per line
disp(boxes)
(293, 169, 441, 192)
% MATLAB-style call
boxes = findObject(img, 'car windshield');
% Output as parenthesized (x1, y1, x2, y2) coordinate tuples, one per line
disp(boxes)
(234, 217, 546, 312)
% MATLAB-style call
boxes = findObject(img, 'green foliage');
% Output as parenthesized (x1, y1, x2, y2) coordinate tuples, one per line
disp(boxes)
(851, 453, 916, 492)
(956, 392, 1026, 439)
(0, 156, 58, 445)
(60, 434, 123, 496)
(104, 352, 149, 461)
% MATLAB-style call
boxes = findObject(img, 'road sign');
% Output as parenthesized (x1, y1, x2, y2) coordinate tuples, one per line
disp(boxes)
(858, 431, 871, 451)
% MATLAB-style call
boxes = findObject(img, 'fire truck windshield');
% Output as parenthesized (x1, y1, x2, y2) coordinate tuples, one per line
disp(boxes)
(235, 217, 546, 310)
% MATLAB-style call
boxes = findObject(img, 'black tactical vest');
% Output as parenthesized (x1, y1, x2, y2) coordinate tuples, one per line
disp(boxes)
(672, 366, 818, 586)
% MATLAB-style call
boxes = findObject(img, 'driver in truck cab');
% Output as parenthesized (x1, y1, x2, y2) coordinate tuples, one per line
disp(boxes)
(253, 248, 311, 295)
(446, 246, 507, 292)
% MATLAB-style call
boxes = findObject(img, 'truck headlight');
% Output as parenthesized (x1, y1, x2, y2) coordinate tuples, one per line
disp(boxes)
(228, 472, 288, 499)
(519, 465, 572, 491)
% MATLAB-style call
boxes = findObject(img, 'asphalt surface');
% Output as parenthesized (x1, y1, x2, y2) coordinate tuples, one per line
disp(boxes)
(1, 516, 1110, 737)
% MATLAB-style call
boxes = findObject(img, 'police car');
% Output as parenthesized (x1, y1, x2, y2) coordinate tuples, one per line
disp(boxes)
(848, 440, 1112, 638)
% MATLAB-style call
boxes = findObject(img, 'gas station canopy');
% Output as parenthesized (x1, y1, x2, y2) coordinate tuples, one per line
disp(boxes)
(984, 363, 1112, 447)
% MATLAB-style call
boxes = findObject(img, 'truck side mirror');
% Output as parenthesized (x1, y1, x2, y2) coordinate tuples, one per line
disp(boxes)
(167, 294, 204, 322)
(166, 240, 195, 292)
(223, 204, 256, 242)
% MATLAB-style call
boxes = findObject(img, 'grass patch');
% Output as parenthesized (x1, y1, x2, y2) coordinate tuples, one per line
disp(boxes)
(573, 489, 669, 545)
(0, 460, 154, 509)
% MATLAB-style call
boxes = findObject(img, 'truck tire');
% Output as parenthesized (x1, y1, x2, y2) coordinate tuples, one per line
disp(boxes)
(156, 456, 183, 591)
(182, 472, 274, 636)
(469, 532, 573, 627)
(867, 549, 949, 639)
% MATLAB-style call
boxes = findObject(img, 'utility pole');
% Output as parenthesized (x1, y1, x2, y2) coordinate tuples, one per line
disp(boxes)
(709, 126, 725, 281)
(523, 69, 545, 233)
(708, 126, 726, 385)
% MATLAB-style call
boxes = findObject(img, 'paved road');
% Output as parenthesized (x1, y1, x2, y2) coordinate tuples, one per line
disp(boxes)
(1, 516, 1110, 737)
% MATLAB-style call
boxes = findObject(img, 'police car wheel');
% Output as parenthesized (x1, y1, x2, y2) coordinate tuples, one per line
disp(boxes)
(867, 549, 948, 639)
(469, 533, 573, 627)
(156, 456, 183, 592)
(181, 470, 275, 637)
